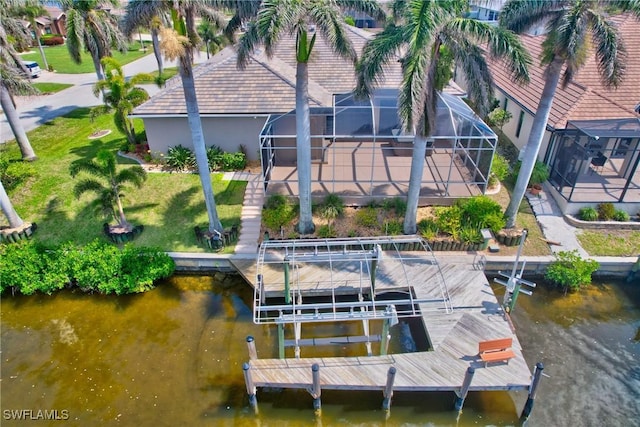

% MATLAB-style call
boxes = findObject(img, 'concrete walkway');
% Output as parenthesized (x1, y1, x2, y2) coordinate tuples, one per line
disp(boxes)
(222, 171, 264, 258)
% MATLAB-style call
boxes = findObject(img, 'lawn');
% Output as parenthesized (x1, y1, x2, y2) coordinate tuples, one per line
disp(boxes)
(21, 44, 150, 74)
(577, 230, 640, 256)
(1, 108, 246, 253)
(32, 82, 73, 94)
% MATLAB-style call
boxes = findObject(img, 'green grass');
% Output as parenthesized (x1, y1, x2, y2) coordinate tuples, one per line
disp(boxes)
(32, 82, 73, 94)
(1, 108, 246, 252)
(21, 45, 150, 74)
(577, 230, 640, 256)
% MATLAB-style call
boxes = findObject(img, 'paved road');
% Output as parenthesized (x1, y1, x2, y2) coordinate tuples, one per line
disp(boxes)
(1, 52, 208, 143)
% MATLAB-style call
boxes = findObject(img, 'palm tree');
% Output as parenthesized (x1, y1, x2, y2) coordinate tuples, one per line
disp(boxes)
(92, 57, 155, 145)
(501, 0, 636, 228)
(70, 149, 146, 230)
(11, 0, 49, 71)
(122, 1, 168, 79)
(61, 0, 128, 82)
(0, 178, 24, 229)
(198, 17, 227, 59)
(237, 0, 385, 234)
(357, 0, 530, 234)
(0, 2, 38, 161)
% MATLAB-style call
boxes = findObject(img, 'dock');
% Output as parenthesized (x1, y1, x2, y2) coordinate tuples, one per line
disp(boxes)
(232, 237, 539, 415)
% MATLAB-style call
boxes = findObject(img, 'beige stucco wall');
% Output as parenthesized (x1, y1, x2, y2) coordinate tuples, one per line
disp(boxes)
(494, 92, 552, 161)
(143, 116, 269, 162)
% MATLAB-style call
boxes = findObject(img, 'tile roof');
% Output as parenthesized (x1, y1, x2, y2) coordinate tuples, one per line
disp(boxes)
(489, 13, 640, 129)
(133, 26, 403, 117)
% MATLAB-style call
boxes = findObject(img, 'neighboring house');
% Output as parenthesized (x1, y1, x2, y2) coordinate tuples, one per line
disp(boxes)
(132, 26, 498, 205)
(37, 5, 66, 37)
(480, 13, 640, 214)
(467, 0, 504, 25)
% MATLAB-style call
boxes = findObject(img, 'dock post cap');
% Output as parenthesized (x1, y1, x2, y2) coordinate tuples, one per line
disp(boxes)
(246, 336, 255, 342)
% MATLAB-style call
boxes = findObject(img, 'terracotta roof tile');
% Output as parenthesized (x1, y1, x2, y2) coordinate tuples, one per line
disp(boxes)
(489, 13, 640, 129)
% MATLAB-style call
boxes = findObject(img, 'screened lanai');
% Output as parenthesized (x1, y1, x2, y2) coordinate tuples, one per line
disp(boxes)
(546, 118, 640, 205)
(259, 89, 497, 205)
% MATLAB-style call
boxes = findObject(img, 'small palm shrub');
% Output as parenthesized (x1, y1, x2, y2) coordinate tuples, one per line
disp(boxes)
(206, 145, 224, 170)
(434, 206, 462, 240)
(322, 194, 345, 216)
(613, 210, 630, 222)
(597, 203, 615, 221)
(545, 250, 599, 293)
(317, 224, 337, 238)
(579, 207, 598, 221)
(166, 145, 196, 172)
(262, 195, 296, 230)
(459, 225, 483, 244)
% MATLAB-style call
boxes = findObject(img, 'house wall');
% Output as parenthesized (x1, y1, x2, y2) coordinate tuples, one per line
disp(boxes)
(493, 91, 552, 161)
(269, 114, 326, 165)
(142, 116, 268, 161)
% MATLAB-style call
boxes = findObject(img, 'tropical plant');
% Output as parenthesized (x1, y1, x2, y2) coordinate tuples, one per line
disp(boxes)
(613, 209, 630, 222)
(417, 218, 439, 241)
(166, 144, 196, 171)
(10, 0, 49, 70)
(0, 0, 39, 161)
(597, 202, 615, 221)
(237, 0, 385, 234)
(356, 0, 530, 234)
(123, 1, 169, 79)
(198, 16, 228, 59)
(545, 250, 599, 293)
(61, 0, 128, 82)
(502, 0, 637, 228)
(69, 149, 147, 231)
(490, 153, 510, 181)
(486, 107, 512, 130)
(578, 207, 598, 221)
(92, 57, 154, 145)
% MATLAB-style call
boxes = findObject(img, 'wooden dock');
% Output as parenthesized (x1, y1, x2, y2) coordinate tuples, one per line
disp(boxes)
(232, 238, 534, 401)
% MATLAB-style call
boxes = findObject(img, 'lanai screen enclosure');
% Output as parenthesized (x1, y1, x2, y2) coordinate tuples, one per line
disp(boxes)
(546, 118, 640, 205)
(259, 90, 498, 205)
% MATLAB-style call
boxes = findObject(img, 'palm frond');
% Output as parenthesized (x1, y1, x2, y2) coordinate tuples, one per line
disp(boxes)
(257, 0, 297, 57)
(116, 167, 147, 188)
(236, 21, 261, 69)
(499, 0, 564, 33)
(398, 43, 430, 134)
(310, 1, 357, 63)
(337, 0, 387, 22)
(66, 8, 86, 63)
(450, 41, 494, 117)
(122, 0, 167, 37)
(72, 178, 106, 199)
(586, 8, 626, 88)
(355, 24, 404, 98)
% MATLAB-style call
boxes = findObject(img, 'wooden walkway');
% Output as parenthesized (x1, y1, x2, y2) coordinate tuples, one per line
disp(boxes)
(232, 241, 533, 394)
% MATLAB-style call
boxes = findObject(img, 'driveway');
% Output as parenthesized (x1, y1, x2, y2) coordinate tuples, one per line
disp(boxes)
(1, 52, 208, 143)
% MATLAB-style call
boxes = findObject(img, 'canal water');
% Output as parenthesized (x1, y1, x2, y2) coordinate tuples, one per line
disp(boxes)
(1, 274, 638, 426)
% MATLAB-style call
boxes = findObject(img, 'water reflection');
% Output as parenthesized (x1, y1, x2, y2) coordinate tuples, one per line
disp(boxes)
(1, 275, 638, 426)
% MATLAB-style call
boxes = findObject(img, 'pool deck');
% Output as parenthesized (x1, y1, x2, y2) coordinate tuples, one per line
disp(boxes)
(235, 241, 532, 396)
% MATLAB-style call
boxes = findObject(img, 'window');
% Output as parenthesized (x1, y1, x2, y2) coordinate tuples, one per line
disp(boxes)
(515, 111, 525, 138)
(503, 98, 508, 110)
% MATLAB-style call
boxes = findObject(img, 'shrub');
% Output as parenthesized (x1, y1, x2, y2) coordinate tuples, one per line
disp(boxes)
(613, 210, 630, 222)
(490, 153, 510, 181)
(458, 196, 502, 229)
(597, 203, 615, 221)
(383, 220, 403, 235)
(355, 207, 379, 229)
(417, 219, 439, 240)
(221, 152, 247, 171)
(392, 197, 407, 216)
(483, 212, 506, 234)
(459, 225, 483, 244)
(344, 16, 355, 26)
(206, 145, 224, 170)
(578, 207, 598, 221)
(435, 206, 462, 240)
(166, 145, 196, 172)
(0, 241, 174, 295)
(322, 194, 345, 216)
(512, 160, 549, 186)
(316, 224, 337, 238)
(545, 250, 599, 293)
(262, 197, 296, 230)
(40, 35, 64, 46)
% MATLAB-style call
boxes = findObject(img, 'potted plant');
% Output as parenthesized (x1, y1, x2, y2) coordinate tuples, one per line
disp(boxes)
(528, 160, 550, 195)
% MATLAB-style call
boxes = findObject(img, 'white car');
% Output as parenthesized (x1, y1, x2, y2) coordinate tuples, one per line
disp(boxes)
(21, 61, 41, 78)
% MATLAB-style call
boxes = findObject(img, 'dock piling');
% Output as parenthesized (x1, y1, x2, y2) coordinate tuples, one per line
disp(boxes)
(521, 362, 544, 420)
(309, 363, 322, 413)
(243, 362, 258, 413)
(246, 336, 258, 360)
(382, 367, 397, 411)
(454, 367, 475, 411)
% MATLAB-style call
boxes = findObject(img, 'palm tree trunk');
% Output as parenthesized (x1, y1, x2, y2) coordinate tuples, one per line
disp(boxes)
(296, 61, 315, 234)
(0, 83, 37, 161)
(114, 192, 128, 227)
(90, 48, 105, 82)
(151, 28, 163, 76)
(0, 179, 24, 229)
(179, 59, 223, 233)
(35, 32, 49, 71)
(505, 57, 564, 228)
(403, 135, 428, 234)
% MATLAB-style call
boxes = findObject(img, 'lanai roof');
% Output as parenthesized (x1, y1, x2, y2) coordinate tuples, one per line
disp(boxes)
(488, 13, 640, 129)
